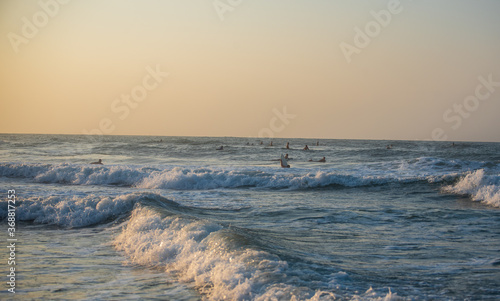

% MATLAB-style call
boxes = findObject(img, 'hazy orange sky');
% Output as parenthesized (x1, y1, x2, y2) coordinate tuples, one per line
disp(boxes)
(1, 0, 500, 141)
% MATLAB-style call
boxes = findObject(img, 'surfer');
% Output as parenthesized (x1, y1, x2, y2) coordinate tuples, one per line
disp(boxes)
(303, 145, 310, 151)
(280, 155, 290, 168)
(91, 159, 103, 165)
(216, 146, 223, 150)
(286, 142, 289, 149)
(308, 157, 326, 162)
(269, 141, 273, 146)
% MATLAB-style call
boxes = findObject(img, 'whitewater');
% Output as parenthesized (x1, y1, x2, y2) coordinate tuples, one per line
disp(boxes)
(1, 134, 499, 300)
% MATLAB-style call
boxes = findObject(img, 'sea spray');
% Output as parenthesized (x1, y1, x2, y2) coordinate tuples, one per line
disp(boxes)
(443, 169, 500, 207)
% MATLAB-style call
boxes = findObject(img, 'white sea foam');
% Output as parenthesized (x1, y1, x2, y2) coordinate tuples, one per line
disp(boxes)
(114, 207, 406, 300)
(0, 162, 457, 191)
(443, 169, 500, 207)
(0, 163, 149, 186)
(0, 193, 148, 227)
(114, 207, 340, 300)
(355, 287, 404, 301)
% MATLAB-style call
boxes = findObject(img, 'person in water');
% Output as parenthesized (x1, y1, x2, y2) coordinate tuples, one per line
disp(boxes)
(91, 159, 103, 165)
(280, 158, 290, 168)
(286, 142, 289, 149)
(309, 157, 326, 162)
(216, 146, 223, 150)
(303, 145, 310, 150)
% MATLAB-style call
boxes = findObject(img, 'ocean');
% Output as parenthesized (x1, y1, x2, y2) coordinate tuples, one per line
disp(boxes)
(1, 134, 499, 300)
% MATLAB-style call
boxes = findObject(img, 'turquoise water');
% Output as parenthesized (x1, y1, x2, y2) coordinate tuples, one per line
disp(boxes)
(1, 134, 499, 300)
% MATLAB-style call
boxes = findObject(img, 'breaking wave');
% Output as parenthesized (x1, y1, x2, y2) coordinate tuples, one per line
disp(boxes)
(0, 192, 163, 227)
(114, 206, 401, 300)
(443, 169, 500, 208)
(0, 161, 461, 191)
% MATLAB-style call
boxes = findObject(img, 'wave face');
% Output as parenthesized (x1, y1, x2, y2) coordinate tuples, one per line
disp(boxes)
(114, 206, 398, 301)
(0, 161, 462, 191)
(0, 192, 149, 227)
(0, 191, 400, 300)
(443, 169, 500, 208)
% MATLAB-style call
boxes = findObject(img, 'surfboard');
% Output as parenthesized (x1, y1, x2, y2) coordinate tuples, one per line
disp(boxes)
(281, 154, 289, 168)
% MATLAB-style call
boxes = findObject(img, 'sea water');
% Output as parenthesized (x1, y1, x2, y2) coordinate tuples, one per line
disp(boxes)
(0, 134, 499, 300)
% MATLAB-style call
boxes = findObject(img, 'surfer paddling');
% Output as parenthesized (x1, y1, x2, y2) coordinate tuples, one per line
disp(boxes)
(90, 159, 103, 165)
(309, 157, 326, 162)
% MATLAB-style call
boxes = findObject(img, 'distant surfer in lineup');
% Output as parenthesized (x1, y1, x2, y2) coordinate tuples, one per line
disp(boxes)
(269, 141, 273, 146)
(280, 154, 290, 168)
(309, 157, 326, 162)
(303, 145, 310, 151)
(91, 159, 103, 165)
(286, 142, 289, 149)
(216, 146, 223, 150)
(316, 141, 319, 146)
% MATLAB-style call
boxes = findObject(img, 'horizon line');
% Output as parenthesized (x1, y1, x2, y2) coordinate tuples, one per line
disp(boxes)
(0, 132, 498, 144)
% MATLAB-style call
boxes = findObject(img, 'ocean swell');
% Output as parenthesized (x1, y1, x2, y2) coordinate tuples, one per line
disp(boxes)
(0, 162, 456, 191)
(114, 207, 401, 300)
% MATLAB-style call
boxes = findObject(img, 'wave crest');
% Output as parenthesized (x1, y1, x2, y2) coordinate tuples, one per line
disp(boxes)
(0, 162, 457, 191)
(0, 193, 158, 227)
(114, 207, 341, 300)
(443, 169, 500, 207)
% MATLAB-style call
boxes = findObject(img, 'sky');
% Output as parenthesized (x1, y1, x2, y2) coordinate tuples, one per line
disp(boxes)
(1, 0, 500, 142)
